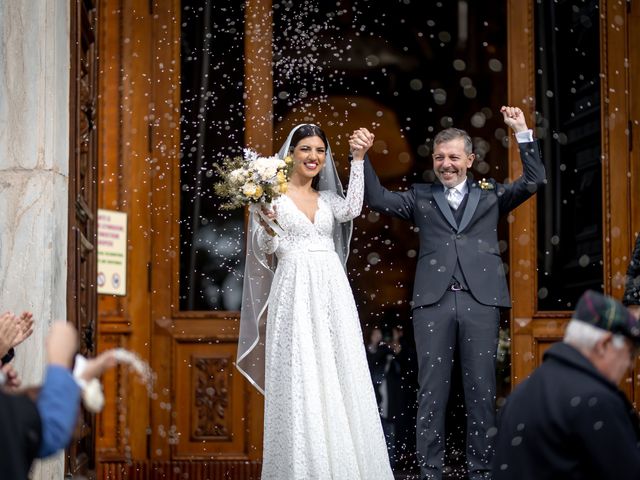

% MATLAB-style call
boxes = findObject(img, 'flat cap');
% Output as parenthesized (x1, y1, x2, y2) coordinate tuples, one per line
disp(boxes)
(573, 290, 640, 343)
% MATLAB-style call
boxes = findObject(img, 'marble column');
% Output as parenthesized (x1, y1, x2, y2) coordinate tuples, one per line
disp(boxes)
(0, 1, 69, 478)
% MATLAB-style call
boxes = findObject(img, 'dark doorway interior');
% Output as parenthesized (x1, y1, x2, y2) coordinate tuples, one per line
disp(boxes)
(535, 0, 603, 311)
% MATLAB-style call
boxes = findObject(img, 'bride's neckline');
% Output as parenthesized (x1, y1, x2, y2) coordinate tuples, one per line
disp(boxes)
(283, 193, 321, 225)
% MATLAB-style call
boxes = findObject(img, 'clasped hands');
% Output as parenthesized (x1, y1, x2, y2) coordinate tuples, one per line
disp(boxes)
(348, 128, 374, 161)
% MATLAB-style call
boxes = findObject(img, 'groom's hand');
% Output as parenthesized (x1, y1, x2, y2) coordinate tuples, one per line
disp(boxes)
(500, 105, 529, 133)
(349, 128, 375, 161)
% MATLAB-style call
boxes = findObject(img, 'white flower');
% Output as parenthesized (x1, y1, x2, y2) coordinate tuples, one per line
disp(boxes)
(242, 182, 258, 197)
(228, 168, 246, 184)
(243, 148, 259, 163)
(251, 157, 278, 180)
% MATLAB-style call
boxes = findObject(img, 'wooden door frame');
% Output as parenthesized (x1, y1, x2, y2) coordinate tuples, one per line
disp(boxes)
(147, 0, 270, 473)
(507, 0, 638, 400)
(68, 0, 99, 475)
(96, 0, 154, 471)
(629, 0, 640, 404)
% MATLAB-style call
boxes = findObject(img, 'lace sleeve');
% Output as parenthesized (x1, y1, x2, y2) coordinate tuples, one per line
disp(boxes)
(256, 226, 279, 254)
(324, 160, 364, 223)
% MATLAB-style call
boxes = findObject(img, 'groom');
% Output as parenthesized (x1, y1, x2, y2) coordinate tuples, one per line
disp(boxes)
(355, 106, 545, 479)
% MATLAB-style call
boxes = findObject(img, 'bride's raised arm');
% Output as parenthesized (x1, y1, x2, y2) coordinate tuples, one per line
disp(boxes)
(325, 127, 374, 223)
(324, 160, 364, 223)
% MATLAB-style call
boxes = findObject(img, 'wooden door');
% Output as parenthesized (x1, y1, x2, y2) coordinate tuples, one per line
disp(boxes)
(96, 1, 267, 477)
(147, 0, 266, 475)
(508, 0, 640, 403)
(68, 0, 99, 476)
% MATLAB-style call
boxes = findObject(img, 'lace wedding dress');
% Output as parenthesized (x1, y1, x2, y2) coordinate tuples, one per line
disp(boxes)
(257, 160, 394, 480)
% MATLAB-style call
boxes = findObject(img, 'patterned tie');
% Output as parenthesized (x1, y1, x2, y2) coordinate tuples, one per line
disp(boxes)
(446, 187, 461, 210)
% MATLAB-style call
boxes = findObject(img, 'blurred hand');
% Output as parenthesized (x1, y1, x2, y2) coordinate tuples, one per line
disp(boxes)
(12, 311, 35, 348)
(392, 327, 403, 343)
(349, 128, 375, 161)
(1, 363, 21, 390)
(500, 105, 529, 133)
(46, 322, 78, 369)
(628, 305, 640, 320)
(391, 327, 403, 354)
(0, 312, 20, 358)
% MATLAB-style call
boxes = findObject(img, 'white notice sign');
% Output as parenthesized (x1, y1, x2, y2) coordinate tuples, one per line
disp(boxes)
(97, 209, 127, 296)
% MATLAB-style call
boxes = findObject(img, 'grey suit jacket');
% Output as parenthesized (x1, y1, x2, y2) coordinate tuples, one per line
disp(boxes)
(364, 141, 546, 309)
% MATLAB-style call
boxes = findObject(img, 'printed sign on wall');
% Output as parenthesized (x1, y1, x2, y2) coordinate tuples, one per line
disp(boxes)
(97, 209, 127, 296)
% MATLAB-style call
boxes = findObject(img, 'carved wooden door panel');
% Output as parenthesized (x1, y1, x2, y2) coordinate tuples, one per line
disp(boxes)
(68, 0, 99, 476)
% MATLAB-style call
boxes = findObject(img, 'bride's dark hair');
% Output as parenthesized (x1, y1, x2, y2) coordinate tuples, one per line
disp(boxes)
(289, 124, 328, 151)
(288, 124, 328, 190)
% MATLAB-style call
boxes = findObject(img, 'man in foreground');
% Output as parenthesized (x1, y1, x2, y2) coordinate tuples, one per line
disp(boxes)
(493, 290, 640, 479)
(0, 322, 118, 478)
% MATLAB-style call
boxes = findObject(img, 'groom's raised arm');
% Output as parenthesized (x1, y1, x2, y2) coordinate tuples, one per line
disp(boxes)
(496, 106, 546, 213)
(364, 155, 415, 221)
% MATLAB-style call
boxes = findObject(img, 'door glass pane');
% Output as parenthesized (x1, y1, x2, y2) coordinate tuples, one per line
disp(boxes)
(179, 0, 246, 311)
(535, 0, 603, 310)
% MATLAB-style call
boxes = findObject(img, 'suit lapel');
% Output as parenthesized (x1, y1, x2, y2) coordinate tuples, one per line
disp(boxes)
(458, 181, 480, 232)
(433, 186, 458, 230)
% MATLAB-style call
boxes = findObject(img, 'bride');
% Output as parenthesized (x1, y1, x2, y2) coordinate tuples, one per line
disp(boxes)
(237, 124, 394, 479)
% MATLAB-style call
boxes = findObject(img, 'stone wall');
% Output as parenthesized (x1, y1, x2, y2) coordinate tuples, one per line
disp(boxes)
(0, 1, 69, 478)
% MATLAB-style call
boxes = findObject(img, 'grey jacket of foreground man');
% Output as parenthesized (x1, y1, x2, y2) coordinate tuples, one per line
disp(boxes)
(364, 141, 545, 309)
(492, 342, 640, 480)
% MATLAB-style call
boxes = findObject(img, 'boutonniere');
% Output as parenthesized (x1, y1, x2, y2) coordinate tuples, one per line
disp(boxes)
(479, 178, 494, 190)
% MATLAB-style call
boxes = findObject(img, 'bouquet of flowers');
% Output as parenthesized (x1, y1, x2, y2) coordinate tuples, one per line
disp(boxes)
(214, 148, 293, 234)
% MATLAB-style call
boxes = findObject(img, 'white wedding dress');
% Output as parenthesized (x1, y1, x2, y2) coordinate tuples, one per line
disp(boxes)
(257, 160, 394, 480)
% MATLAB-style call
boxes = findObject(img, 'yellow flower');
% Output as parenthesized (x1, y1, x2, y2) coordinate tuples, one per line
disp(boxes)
(242, 182, 257, 197)
(279, 182, 288, 193)
(253, 185, 264, 199)
(277, 171, 286, 184)
(284, 155, 293, 164)
(479, 178, 494, 190)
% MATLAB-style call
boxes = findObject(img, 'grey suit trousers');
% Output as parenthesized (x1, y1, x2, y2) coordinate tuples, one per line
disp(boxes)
(413, 289, 499, 480)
